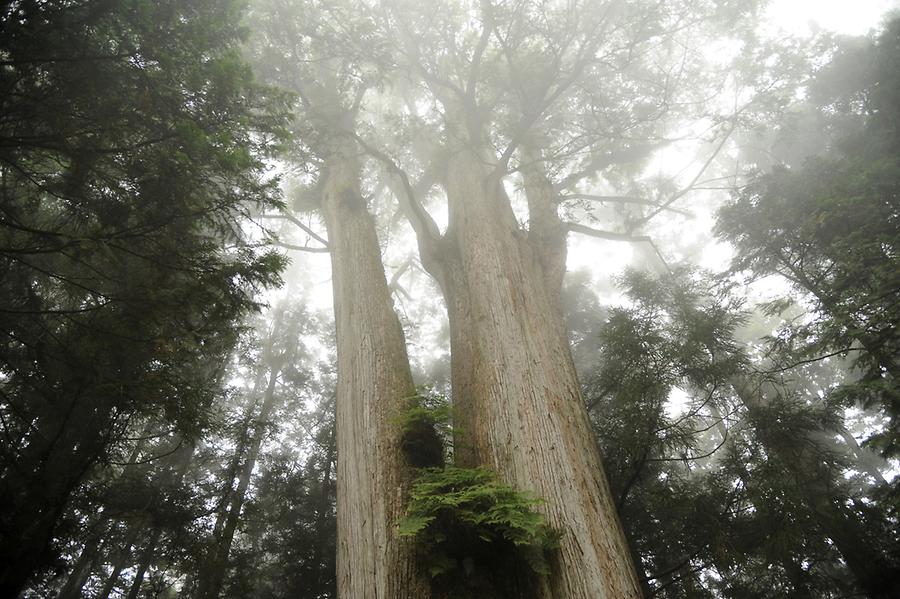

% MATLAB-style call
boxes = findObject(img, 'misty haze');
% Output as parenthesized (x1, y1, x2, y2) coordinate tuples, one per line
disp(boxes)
(2, 1, 899, 598)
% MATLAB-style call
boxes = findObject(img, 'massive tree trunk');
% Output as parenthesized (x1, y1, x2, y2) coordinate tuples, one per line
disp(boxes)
(419, 144, 641, 598)
(321, 141, 431, 599)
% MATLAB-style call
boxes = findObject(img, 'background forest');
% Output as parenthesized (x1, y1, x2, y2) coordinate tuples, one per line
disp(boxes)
(1, 0, 898, 598)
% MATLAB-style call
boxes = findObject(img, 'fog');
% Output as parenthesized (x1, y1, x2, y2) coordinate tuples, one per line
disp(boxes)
(2, 1, 899, 598)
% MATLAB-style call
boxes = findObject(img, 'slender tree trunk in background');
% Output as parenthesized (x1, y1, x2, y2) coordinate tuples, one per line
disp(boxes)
(96, 436, 152, 599)
(195, 322, 286, 599)
(124, 524, 164, 599)
(321, 142, 431, 598)
(121, 442, 194, 599)
(209, 387, 260, 545)
(732, 377, 900, 598)
(197, 356, 284, 599)
(99, 554, 129, 599)
(833, 426, 888, 485)
(56, 535, 101, 599)
(0, 392, 111, 597)
(795, 380, 891, 485)
(421, 144, 641, 598)
(312, 427, 337, 594)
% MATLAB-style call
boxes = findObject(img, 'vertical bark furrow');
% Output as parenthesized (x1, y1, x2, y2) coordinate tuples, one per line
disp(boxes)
(322, 144, 431, 599)
(437, 147, 641, 598)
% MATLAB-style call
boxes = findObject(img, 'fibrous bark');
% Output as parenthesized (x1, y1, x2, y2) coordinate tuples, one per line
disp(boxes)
(321, 140, 431, 598)
(417, 144, 642, 598)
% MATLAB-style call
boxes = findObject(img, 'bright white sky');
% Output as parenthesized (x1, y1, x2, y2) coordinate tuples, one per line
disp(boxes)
(565, 0, 900, 279)
(276, 0, 900, 315)
(767, 0, 899, 35)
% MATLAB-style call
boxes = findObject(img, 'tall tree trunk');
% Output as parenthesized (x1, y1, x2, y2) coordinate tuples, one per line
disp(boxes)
(124, 524, 164, 599)
(208, 382, 261, 546)
(196, 355, 284, 599)
(312, 426, 337, 595)
(423, 146, 641, 598)
(122, 441, 194, 599)
(321, 142, 431, 598)
(99, 552, 129, 599)
(93, 434, 153, 599)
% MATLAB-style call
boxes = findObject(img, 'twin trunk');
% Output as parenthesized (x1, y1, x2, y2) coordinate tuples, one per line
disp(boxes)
(430, 148, 642, 598)
(323, 136, 640, 597)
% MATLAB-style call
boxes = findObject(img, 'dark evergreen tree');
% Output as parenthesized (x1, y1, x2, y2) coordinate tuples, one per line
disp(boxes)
(584, 269, 899, 597)
(0, 1, 289, 593)
(716, 18, 900, 458)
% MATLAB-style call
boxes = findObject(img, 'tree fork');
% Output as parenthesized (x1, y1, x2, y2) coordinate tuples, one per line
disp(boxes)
(429, 145, 642, 598)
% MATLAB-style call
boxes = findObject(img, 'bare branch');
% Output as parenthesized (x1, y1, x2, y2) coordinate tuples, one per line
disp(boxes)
(637, 120, 737, 226)
(495, 20, 608, 171)
(553, 142, 669, 192)
(256, 213, 330, 248)
(466, 1, 496, 101)
(389, 263, 414, 302)
(269, 240, 330, 253)
(565, 222, 672, 273)
(350, 133, 442, 247)
(560, 194, 694, 217)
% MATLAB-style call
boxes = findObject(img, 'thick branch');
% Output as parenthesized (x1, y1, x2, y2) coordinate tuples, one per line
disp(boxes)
(387, 259, 415, 302)
(565, 222, 652, 243)
(269, 240, 330, 253)
(553, 143, 668, 192)
(466, 1, 495, 101)
(637, 120, 737, 226)
(496, 21, 610, 171)
(350, 133, 444, 266)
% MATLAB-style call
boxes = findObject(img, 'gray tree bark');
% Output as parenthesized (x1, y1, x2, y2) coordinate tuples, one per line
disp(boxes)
(321, 141, 431, 599)
(413, 143, 642, 598)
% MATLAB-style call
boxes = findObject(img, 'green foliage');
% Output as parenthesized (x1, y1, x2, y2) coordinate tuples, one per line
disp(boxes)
(399, 466, 561, 591)
(582, 267, 900, 597)
(396, 391, 453, 438)
(394, 394, 563, 591)
(0, 0, 291, 589)
(396, 391, 452, 468)
(716, 19, 900, 458)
